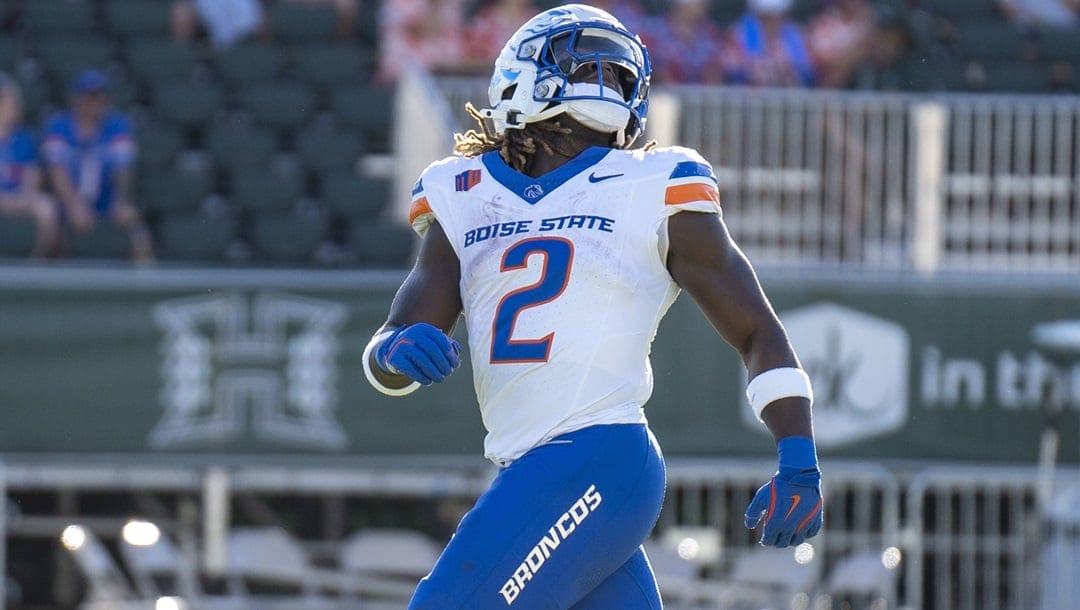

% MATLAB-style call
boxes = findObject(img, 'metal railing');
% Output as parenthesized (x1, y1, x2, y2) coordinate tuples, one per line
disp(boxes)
(432, 78, 1080, 274)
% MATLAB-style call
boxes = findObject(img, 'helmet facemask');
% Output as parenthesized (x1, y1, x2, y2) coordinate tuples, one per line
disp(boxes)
(480, 6, 651, 148)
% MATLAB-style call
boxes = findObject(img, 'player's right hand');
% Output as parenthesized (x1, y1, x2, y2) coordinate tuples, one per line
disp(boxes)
(375, 323, 461, 385)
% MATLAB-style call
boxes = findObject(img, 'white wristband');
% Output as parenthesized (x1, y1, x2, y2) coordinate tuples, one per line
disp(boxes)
(362, 330, 421, 397)
(746, 367, 813, 421)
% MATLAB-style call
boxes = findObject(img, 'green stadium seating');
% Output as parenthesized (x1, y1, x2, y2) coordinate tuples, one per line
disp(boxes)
(296, 128, 364, 176)
(68, 222, 131, 260)
(108, 71, 139, 109)
(214, 44, 284, 84)
(140, 167, 212, 213)
(292, 43, 370, 87)
(0, 216, 37, 258)
(229, 168, 302, 212)
(37, 37, 114, 83)
(204, 119, 277, 171)
(350, 220, 415, 267)
(331, 84, 394, 152)
(158, 211, 237, 262)
(126, 39, 199, 84)
(104, 0, 172, 37)
(272, 3, 336, 43)
(1040, 28, 1080, 63)
(0, 38, 25, 72)
(240, 81, 317, 129)
(24, 0, 94, 34)
(322, 174, 389, 219)
(957, 20, 1025, 62)
(923, 0, 997, 20)
(250, 210, 326, 264)
(982, 62, 1052, 93)
(136, 122, 185, 169)
(15, 75, 50, 124)
(153, 80, 222, 126)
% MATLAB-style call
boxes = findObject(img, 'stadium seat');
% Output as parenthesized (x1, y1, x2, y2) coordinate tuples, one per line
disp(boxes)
(229, 168, 302, 212)
(214, 43, 284, 84)
(23, 0, 94, 34)
(61, 525, 139, 602)
(956, 20, 1025, 62)
(292, 43, 370, 87)
(0, 38, 25, 72)
(152, 79, 222, 127)
(339, 528, 440, 581)
(331, 84, 394, 152)
(271, 3, 336, 43)
(205, 120, 277, 171)
(68, 221, 131, 260)
(104, 0, 172, 38)
(118, 530, 198, 598)
(107, 71, 140, 110)
(923, 0, 997, 20)
(158, 211, 237, 263)
(350, 220, 415, 267)
(140, 167, 212, 213)
(126, 39, 199, 85)
(250, 210, 327, 265)
(37, 37, 115, 85)
(137, 122, 185, 170)
(322, 174, 390, 220)
(1040, 28, 1080, 64)
(0, 216, 37, 258)
(296, 127, 364, 176)
(982, 62, 1052, 93)
(240, 81, 317, 129)
(15, 75, 50, 125)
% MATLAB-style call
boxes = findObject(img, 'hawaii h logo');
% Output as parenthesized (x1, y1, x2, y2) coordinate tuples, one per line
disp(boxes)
(152, 291, 348, 450)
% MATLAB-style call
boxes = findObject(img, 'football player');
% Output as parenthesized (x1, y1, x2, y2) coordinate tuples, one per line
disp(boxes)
(363, 4, 823, 608)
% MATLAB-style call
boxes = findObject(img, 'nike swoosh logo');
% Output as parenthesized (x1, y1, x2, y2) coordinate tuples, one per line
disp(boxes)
(588, 172, 624, 183)
(785, 495, 801, 520)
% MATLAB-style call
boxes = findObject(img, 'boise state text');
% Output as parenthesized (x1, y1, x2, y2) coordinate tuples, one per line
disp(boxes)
(464, 215, 615, 248)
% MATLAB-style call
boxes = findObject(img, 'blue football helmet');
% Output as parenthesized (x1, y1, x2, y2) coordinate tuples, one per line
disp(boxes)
(479, 4, 652, 147)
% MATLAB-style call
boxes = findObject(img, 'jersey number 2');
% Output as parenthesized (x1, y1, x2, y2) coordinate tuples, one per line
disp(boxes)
(490, 237, 574, 363)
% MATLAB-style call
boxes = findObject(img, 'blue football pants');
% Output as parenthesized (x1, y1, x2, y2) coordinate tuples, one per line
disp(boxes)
(409, 423, 667, 609)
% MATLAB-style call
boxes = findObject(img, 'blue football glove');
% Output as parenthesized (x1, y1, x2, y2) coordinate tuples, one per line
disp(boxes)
(744, 437, 823, 548)
(375, 323, 461, 385)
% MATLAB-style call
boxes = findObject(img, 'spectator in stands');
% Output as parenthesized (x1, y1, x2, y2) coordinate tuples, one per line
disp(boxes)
(641, 0, 727, 84)
(725, 0, 816, 88)
(807, 0, 876, 88)
(999, 0, 1079, 29)
(172, 0, 266, 48)
(377, 0, 468, 83)
(278, 0, 362, 40)
(43, 70, 153, 261)
(0, 74, 59, 258)
(463, 0, 538, 70)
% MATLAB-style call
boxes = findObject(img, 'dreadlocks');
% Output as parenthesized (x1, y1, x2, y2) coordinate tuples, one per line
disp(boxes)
(453, 103, 655, 173)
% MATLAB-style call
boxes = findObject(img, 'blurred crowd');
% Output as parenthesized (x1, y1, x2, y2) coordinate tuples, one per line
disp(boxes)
(1, 0, 1078, 263)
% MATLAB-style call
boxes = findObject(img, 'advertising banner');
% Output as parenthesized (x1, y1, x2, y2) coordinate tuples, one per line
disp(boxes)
(0, 268, 1076, 464)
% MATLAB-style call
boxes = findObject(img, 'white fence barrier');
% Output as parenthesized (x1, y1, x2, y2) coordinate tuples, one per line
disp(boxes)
(430, 78, 1080, 273)
(3, 459, 1078, 609)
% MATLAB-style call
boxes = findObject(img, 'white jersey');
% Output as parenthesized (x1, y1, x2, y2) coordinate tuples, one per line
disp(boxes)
(409, 145, 720, 464)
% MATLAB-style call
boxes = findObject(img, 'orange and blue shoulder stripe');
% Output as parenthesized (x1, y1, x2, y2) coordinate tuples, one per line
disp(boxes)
(664, 161, 720, 207)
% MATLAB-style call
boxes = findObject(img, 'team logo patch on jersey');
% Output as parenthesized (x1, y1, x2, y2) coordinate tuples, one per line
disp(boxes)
(455, 169, 483, 192)
(523, 184, 544, 200)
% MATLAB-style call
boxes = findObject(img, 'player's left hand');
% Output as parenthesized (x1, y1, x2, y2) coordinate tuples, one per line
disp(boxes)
(744, 468, 823, 548)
